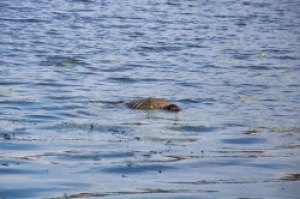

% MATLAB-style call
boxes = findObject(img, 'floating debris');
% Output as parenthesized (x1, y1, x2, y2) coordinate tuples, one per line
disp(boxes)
(258, 52, 266, 58)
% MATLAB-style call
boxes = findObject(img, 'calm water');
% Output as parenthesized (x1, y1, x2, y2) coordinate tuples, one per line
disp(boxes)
(1, 0, 300, 198)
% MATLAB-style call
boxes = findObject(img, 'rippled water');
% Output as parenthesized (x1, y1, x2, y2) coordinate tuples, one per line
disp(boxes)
(1, 0, 300, 198)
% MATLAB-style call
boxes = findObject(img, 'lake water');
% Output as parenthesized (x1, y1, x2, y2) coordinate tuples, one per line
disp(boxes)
(1, 0, 300, 198)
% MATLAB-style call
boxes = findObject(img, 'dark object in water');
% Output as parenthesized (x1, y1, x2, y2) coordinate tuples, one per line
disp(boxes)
(127, 97, 180, 112)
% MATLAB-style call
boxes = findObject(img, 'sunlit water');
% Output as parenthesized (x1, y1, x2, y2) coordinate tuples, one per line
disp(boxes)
(1, 0, 300, 198)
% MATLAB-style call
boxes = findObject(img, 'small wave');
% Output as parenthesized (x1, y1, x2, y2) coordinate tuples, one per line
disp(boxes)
(0, 17, 48, 23)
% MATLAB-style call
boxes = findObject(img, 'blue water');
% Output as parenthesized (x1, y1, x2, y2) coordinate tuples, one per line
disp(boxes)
(1, 0, 300, 198)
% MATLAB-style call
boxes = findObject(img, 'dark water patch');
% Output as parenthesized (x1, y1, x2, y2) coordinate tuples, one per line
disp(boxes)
(126, 63, 150, 69)
(33, 81, 83, 88)
(102, 164, 174, 174)
(244, 1, 272, 8)
(120, 121, 149, 126)
(214, 14, 242, 19)
(0, 187, 70, 199)
(0, 142, 40, 151)
(0, 133, 13, 140)
(0, 17, 48, 23)
(222, 138, 266, 145)
(136, 45, 182, 53)
(126, 32, 148, 39)
(70, 0, 96, 4)
(26, 114, 61, 121)
(98, 65, 133, 73)
(169, 125, 217, 133)
(177, 82, 200, 89)
(275, 55, 300, 61)
(107, 76, 175, 84)
(0, 99, 36, 107)
(185, 42, 208, 49)
(0, 78, 28, 85)
(99, 151, 135, 159)
(234, 19, 248, 27)
(140, 188, 217, 194)
(0, 167, 49, 175)
(244, 129, 260, 135)
(102, 66, 133, 73)
(232, 65, 271, 71)
(264, 48, 295, 55)
(0, 130, 30, 140)
(147, 137, 197, 144)
(244, 162, 287, 170)
(107, 77, 137, 84)
(178, 98, 217, 104)
(232, 52, 254, 61)
(178, 97, 217, 108)
(0, 158, 23, 167)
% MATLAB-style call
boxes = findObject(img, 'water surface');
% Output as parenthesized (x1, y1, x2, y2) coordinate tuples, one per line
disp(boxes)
(1, 0, 300, 198)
